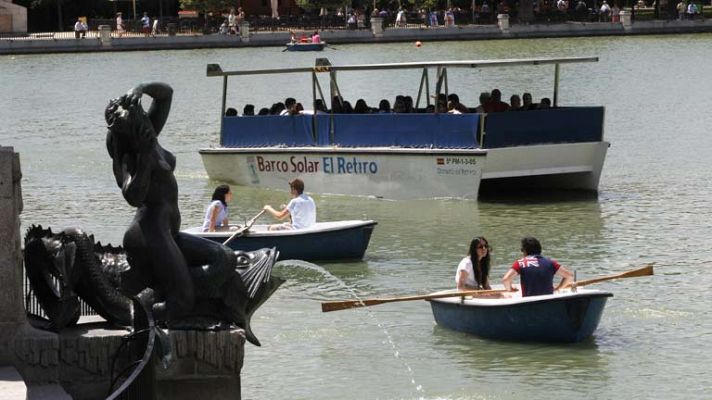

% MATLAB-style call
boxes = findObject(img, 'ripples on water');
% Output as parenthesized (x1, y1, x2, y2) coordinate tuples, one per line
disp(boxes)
(2, 34, 712, 399)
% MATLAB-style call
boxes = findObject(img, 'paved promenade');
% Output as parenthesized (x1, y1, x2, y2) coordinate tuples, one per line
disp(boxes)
(2, 18, 712, 55)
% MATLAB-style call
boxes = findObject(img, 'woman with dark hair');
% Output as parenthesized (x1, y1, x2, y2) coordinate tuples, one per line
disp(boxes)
(354, 99, 370, 114)
(202, 184, 233, 232)
(456, 236, 492, 291)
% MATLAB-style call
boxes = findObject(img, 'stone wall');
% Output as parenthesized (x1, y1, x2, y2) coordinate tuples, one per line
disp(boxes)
(0, 1, 27, 33)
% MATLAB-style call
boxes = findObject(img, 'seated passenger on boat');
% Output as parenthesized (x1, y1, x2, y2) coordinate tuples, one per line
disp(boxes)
(311, 31, 321, 43)
(202, 184, 233, 232)
(456, 236, 492, 291)
(263, 178, 316, 231)
(502, 237, 574, 297)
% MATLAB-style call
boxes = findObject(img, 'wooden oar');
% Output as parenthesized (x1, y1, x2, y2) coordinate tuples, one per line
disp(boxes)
(567, 263, 654, 288)
(321, 289, 507, 313)
(223, 210, 266, 246)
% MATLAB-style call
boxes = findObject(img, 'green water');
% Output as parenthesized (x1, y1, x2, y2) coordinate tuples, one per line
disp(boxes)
(2, 34, 711, 399)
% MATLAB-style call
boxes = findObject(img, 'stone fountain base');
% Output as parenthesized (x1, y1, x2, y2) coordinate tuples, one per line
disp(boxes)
(13, 321, 245, 400)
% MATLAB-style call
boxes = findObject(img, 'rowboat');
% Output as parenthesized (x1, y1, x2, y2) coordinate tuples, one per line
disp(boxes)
(201, 56, 609, 200)
(285, 42, 326, 51)
(182, 220, 376, 261)
(428, 286, 612, 343)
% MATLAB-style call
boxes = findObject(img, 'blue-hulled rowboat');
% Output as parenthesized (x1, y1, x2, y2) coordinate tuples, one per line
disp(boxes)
(183, 220, 376, 261)
(285, 42, 325, 51)
(428, 286, 612, 343)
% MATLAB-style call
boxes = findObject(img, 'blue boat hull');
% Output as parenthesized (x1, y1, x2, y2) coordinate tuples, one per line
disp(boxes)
(286, 43, 325, 51)
(201, 222, 375, 261)
(430, 292, 612, 343)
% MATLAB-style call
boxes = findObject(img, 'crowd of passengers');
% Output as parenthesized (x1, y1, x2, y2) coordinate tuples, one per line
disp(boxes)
(224, 89, 554, 117)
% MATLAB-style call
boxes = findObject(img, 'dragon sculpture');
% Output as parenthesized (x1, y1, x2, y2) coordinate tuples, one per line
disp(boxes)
(24, 82, 283, 346)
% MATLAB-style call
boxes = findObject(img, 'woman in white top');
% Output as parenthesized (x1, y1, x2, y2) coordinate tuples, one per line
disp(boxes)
(202, 184, 232, 232)
(455, 236, 492, 291)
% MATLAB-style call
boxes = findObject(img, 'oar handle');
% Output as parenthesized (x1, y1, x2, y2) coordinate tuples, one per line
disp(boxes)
(321, 289, 507, 312)
(223, 209, 266, 246)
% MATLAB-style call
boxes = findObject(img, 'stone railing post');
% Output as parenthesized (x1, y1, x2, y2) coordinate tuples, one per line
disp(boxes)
(370, 16, 384, 37)
(239, 21, 250, 42)
(619, 10, 632, 30)
(497, 13, 510, 32)
(98, 25, 112, 46)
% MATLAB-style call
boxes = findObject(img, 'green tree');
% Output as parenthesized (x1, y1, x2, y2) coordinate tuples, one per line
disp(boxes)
(179, 0, 232, 13)
(518, 0, 534, 22)
(295, 0, 352, 10)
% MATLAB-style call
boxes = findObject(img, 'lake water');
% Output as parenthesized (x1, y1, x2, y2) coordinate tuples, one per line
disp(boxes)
(2, 34, 712, 399)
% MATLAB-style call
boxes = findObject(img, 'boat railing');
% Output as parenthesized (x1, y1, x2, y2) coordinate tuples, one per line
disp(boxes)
(221, 113, 481, 148)
(481, 106, 605, 148)
(220, 106, 604, 149)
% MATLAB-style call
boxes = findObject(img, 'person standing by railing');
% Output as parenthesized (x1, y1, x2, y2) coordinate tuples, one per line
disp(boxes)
(141, 12, 151, 36)
(74, 17, 87, 38)
(152, 17, 160, 36)
(116, 12, 125, 37)
(687, 1, 699, 19)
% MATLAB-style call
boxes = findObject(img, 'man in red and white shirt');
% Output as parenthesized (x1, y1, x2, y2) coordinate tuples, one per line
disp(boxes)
(502, 237, 574, 297)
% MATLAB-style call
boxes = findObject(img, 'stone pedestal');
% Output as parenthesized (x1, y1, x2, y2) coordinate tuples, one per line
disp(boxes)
(370, 17, 384, 37)
(619, 10, 632, 29)
(497, 13, 510, 32)
(239, 22, 250, 42)
(98, 25, 111, 45)
(0, 147, 24, 365)
(154, 329, 245, 400)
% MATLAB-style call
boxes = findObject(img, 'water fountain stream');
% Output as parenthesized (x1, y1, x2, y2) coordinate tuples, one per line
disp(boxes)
(275, 260, 426, 398)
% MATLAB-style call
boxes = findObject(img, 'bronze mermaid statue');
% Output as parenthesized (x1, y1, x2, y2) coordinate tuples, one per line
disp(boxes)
(24, 82, 282, 346)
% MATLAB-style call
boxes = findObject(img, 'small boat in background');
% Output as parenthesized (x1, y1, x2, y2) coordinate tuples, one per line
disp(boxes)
(428, 286, 612, 343)
(183, 220, 376, 261)
(285, 42, 326, 51)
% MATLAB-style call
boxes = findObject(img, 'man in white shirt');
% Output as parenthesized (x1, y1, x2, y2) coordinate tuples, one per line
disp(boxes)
(263, 178, 316, 230)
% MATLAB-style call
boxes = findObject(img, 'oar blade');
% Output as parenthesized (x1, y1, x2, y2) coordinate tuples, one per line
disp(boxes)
(575, 263, 654, 287)
(620, 263, 654, 278)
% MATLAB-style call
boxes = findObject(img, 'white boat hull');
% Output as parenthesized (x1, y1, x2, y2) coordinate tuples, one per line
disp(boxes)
(480, 141, 610, 193)
(200, 147, 486, 200)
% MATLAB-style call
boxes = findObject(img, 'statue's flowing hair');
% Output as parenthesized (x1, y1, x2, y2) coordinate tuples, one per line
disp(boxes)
(105, 95, 158, 157)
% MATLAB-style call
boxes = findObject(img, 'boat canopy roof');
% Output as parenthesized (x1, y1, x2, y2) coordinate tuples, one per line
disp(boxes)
(206, 56, 598, 77)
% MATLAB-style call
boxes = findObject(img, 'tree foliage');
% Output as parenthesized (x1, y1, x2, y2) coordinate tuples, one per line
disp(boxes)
(295, 0, 352, 10)
(179, 0, 232, 12)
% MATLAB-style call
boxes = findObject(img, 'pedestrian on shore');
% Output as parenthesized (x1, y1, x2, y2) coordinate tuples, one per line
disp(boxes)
(687, 1, 698, 19)
(74, 17, 87, 39)
(228, 8, 237, 34)
(676, 0, 686, 20)
(502, 237, 574, 297)
(599, 1, 611, 22)
(456, 236, 492, 291)
(116, 12, 124, 37)
(396, 8, 407, 27)
(152, 17, 160, 36)
(141, 12, 151, 36)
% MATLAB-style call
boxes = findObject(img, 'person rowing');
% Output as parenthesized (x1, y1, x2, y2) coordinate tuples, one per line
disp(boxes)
(502, 236, 574, 297)
(263, 178, 316, 231)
